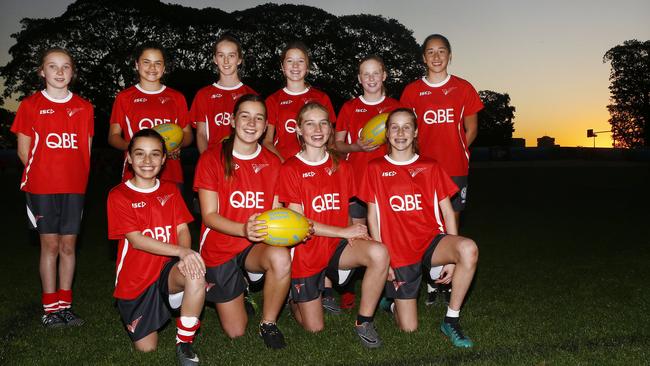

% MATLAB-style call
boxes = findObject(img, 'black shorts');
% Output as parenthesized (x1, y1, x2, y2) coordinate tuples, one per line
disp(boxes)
(385, 234, 446, 300)
(25, 193, 85, 235)
(205, 244, 261, 303)
(116, 258, 178, 342)
(349, 198, 367, 220)
(290, 240, 355, 303)
(450, 176, 468, 212)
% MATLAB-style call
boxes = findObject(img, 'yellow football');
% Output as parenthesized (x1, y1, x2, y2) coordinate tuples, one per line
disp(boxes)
(360, 112, 389, 146)
(152, 123, 183, 152)
(256, 208, 310, 247)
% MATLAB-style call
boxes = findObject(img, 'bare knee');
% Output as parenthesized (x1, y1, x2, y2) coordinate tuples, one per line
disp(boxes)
(302, 321, 324, 333)
(398, 319, 418, 333)
(458, 239, 478, 265)
(185, 275, 206, 293)
(59, 243, 76, 257)
(134, 344, 157, 352)
(223, 325, 246, 339)
(267, 248, 291, 276)
(367, 243, 389, 268)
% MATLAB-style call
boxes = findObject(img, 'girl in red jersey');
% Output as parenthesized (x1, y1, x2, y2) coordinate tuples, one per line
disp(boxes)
(359, 109, 479, 348)
(107, 129, 205, 364)
(194, 94, 291, 349)
(190, 34, 257, 154)
(11, 48, 93, 327)
(109, 42, 193, 184)
(276, 102, 389, 348)
(262, 41, 337, 162)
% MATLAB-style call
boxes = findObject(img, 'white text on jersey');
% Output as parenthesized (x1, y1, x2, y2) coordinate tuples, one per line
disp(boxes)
(46, 133, 78, 149)
(230, 191, 264, 209)
(390, 194, 422, 212)
(423, 109, 454, 124)
(312, 193, 340, 213)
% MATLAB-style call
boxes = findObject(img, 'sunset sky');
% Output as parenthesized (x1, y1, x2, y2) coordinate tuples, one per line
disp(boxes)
(1, 0, 649, 147)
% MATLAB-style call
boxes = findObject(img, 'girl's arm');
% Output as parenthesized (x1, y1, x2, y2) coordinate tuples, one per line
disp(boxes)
(176, 222, 191, 249)
(366, 202, 382, 242)
(288, 202, 368, 239)
(181, 124, 194, 148)
(88, 137, 93, 156)
(199, 188, 267, 241)
(261, 125, 284, 162)
(439, 197, 458, 235)
(196, 122, 208, 153)
(334, 130, 379, 154)
(464, 114, 478, 146)
(16, 133, 31, 166)
(108, 123, 129, 151)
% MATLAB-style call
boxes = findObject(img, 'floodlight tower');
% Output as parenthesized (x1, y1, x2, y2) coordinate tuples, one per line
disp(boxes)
(586, 129, 612, 148)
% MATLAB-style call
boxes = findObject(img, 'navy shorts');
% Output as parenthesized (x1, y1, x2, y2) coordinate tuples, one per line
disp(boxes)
(25, 193, 85, 235)
(116, 258, 178, 342)
(205, 244, 261, 303)
(349, 198, 367, 220)
(450, 176, 468, 212)
(385, 234, 446, 300)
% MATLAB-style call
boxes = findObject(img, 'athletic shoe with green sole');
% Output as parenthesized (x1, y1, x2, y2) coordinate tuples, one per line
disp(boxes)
(440, 321, 474, 348)
(379, 297, 394, 315)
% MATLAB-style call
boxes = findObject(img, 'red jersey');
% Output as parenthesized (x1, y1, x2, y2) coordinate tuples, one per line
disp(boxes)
(110, 84, 189, 183)
(400, 75, 483, 176)
(193, 144, 281, 267)
(11, 91, 94, 194)
(265, 87, 336, 160)
(358, 155, 458, 268)
(276, 153, 354, 278)
(336, 96, 400, 187)
(107, 180, 193, 300)
(188, 83, 257, 149)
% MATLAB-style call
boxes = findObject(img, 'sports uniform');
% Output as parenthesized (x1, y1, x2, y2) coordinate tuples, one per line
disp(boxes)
(400, 75, 482, 210)
(358, 154, 458, 299)
(11, 90, 94, 233)
(107, 179, 193, 341)
(276, 153, 355, 302)
(110, 84, 189, 183)
(193, 144, 281, 302)
(265, 88, 336, 160)
(188, 83, 257, 150)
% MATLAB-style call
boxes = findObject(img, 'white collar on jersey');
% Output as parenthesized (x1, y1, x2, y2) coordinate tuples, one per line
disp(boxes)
(135, 84, 166, 95)
(213, 82, 244, 91)
(296, 151, 329, 166)
(282, 87, 310, 96)
(233, 144, 262, 160)
(384, 154, 419, 166)
(125, 179, 160, 193)
(41, 90, 73, 103)
(421, 74, 451, 88)
(359, 95, 385, 106)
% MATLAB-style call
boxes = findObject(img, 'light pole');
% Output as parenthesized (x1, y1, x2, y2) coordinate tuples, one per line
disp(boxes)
(586, 129, 612, 148)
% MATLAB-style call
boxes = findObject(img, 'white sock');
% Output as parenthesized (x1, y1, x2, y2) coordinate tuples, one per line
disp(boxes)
(446, 307, 460, 318)
(180, 316, 198, 328)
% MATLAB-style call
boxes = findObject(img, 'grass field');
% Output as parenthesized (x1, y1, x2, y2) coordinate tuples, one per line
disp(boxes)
(1, 159, 649, 365)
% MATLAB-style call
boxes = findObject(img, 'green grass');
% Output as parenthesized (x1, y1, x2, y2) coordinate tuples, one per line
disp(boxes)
(1, 160, 649, 365)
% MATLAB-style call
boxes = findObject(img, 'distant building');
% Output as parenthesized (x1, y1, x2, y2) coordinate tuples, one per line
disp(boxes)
(511, 138, 526, 148)
(537, 136, 558, 148)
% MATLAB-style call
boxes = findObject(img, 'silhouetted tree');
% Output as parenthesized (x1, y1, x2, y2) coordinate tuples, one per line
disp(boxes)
(474, 90, 515, 146)
(0, 0, 422, 147)
(603, 39, 650, 148)
(0, 107, 17, 149)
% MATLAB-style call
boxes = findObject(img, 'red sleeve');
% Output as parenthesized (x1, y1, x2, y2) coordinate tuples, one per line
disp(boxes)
(172, 185, 194, 225)
(107, 188, 140, 240)
(109, 92, 126, 127)
(175, 93, 190, 128)
(433, 164, 459, 200)
(188, 90, 207, 128)
(463, 82, 484, 116)
(244, 85, 258, 96)
(399, 84, 416, 109)
(193, 151, 222, 192)
(265, 94, 279, 127)
(357, 163, 375, 204)
(320, 93, 337, 124)
(336, 101, 352, 133)
(276, 163, 302, 205)
(10, 98, 34, 137)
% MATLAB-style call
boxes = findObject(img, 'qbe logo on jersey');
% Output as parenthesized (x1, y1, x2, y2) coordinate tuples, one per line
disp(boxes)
(312, 193, 340, 213)
(423, 109, 454, 124)
(142, 225, 172, 243)
(284, 119, 297, 133)
(213, 112, 232, 127)
(390, 194, 422, 212)
(46, 133, 78, 149)
(138, 118, 172, 129)
(230, 191, 264, 209)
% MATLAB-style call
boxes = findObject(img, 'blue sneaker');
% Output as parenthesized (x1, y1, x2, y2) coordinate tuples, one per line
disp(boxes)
(440, 321, 474, 348)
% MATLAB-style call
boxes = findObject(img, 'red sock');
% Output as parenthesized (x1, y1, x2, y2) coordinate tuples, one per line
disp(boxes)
(176, 316, 200, 344)
(58, 289, 72, 310)
(42, 292, 59, 314)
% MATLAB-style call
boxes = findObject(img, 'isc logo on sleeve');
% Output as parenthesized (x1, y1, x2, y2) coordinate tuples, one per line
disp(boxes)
(230, 191, 264, 209)
(389, 194, 422, 212)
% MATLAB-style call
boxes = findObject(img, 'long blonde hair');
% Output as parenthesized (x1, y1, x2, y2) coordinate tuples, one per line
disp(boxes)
(296, 102, 339, 170)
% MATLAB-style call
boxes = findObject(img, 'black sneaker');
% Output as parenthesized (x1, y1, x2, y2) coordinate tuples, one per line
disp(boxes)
(425, 289, 438, 306)
(176, 342, 199, 365)
(58, 308, 85, 327)
(41, 312, 65, 328)
(355, 321, 382, 348)
(259, 322, 286, 349)
(439, 284, 451, 305)
(322, 296, 341, 315)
